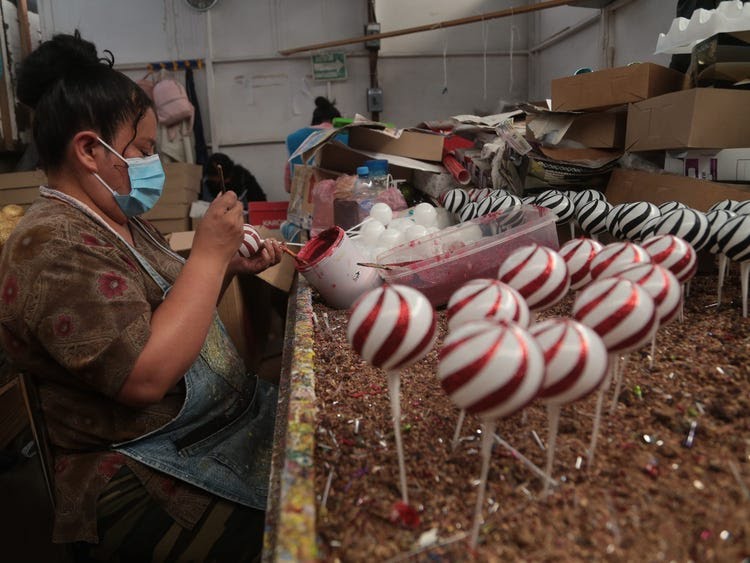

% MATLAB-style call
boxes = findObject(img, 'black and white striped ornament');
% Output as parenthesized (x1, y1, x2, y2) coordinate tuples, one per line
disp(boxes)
(468, 188, 493, 202)
(494, 194, 522, 212)
(652, 208, 711, 251)
(535, 192, 575, 224)
(708, 199, 739, 214)
(572, 189, 606, 215)
(476, 197, 495, 217)
(577, 199, 611, 237)
(714, 215, 750, 318)
(614, 201, 661, 241)
(522, 195, 538, 205)
(706, 209, 737, 254)
(715, 215, 750, 263)
(605, 203, 629, 238)
(657, 201, 687, 214)
(459, 202, 480, 222)
(734, 200, 750, 215)
(639, 216, 662, 241)
(442, 188, 469, 213)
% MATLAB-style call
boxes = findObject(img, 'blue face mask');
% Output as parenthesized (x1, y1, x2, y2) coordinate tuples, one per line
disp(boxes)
(93, 137, 165, 217)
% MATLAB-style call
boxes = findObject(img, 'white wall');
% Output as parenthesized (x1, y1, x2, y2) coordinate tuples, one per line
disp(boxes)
(37, 0, 531, 202)
(528, 0, 676, 100)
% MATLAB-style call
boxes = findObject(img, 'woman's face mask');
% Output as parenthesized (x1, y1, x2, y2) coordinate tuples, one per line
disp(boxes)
(92, 137, 165, 217)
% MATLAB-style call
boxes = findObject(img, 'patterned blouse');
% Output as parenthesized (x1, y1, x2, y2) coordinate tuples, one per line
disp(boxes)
(0, 193, 212, 543)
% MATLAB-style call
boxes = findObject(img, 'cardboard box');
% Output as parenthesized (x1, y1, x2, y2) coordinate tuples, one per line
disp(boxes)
(348, 127, 445, 162)
(556, 111, 626, 149)
(651, 148, 750, 182)
(161, 163, 201, 204)
(606, 168, 750, 212)
(551, 63, 684, 112)
(147, 217, 191, 235)
(142, 201, 192, 221)
(526, 109, 626, 149)
(626, 88, 750, 152)
(317, 142, 416, 181)
(169, 228, 296, 293)
(0, 170, 47, 208)
(216, 278, 251, 366)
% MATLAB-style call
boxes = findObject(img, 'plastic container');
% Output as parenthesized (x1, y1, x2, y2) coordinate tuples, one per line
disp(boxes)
(376, 205, 559, 306)
(296, 226, 383, 309)
(247, 201, 289, 230)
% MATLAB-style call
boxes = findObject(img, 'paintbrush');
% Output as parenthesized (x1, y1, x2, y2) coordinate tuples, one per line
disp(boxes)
(357, 262, 393, 271)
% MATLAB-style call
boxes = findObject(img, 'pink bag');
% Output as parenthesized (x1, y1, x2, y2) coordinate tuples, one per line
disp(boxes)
(136, 72, 155, 101)
(152, 76, 194, 127)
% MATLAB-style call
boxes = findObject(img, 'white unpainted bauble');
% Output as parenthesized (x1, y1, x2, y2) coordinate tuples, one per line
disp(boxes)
(413, 203, 438, 228)
(379, 228, 405, 249)
(369, 203, 393, 226)
(406, 224, 428, 241)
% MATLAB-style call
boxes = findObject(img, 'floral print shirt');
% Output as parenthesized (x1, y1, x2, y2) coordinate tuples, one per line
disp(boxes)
(0, 194, 211, 543)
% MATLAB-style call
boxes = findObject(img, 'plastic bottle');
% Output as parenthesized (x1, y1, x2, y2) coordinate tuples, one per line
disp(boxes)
(353, 166, 378, 221)
(333, 167, 372, 231)
(365, 159, 389, 192)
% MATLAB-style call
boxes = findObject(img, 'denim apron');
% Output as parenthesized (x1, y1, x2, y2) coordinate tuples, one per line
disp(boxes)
(40, 187, 277, 511)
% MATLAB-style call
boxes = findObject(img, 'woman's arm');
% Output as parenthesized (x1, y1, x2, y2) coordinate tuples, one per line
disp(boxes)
(116, 192, 244, 407)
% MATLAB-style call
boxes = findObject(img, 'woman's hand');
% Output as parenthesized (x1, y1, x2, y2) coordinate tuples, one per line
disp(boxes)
(191, 191, 244, 267)
(229, 239, 283, 277)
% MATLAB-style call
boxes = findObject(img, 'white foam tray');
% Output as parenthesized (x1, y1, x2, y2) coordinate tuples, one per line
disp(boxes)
(656, 0, 750, 55)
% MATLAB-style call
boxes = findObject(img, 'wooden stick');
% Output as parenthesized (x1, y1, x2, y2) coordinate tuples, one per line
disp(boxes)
(279, 0, 573, 56)
(357, 262, 393, 271)
(216, 164, 227, 194)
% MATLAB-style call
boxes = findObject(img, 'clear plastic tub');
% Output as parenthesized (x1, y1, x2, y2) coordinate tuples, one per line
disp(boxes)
(376, 205, 559, 306)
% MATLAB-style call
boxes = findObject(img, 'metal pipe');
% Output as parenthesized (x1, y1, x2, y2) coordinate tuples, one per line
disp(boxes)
(205, 9, 219, 153)
(528, 13, 601, 53)
(114, 50, 529, 71)
(278, 0, 572, 56)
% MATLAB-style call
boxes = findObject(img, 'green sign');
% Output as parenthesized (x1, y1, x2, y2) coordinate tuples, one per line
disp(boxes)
(311, 52, 347, 81)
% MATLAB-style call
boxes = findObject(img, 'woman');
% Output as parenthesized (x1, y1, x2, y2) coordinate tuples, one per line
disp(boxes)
(0, 33, 282, 561)
(284, 96, 342, 193)
(202, 152, 267, 204)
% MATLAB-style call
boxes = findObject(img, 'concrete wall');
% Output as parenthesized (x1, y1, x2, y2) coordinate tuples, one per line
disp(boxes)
(37, 0, 531, 202)
(528, 0, 676, 101)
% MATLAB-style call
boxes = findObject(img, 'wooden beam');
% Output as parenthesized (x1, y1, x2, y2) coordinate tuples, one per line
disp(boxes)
(17, 0, 32, 59)
(279, 0, 572, 56)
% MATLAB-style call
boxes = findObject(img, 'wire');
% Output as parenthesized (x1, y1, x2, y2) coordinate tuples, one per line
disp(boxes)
(442, 35, 448, 95)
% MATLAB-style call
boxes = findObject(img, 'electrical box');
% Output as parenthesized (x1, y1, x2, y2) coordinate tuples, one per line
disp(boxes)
(367, 88, 383, 112)
(365, 22, 381, 50)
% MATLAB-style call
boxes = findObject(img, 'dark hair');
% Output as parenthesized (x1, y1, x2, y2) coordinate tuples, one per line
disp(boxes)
(17, 32, 154, 172)
(311, 96, 341, 126)
(204, 152, 266, 202)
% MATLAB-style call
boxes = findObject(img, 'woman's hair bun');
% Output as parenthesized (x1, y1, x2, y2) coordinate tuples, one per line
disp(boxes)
(17, 31, 106, 109)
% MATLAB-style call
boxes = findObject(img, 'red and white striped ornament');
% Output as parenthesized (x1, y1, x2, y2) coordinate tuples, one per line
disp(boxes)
(641, 234, 697, 284)
(589, 241, 651, 281)
(447, 279, 530, 331)
(572, 278, 657, 353)
(347, 284, 437, 372)
(438, 320, 545, 421)
(615, 263, 681, 327)
(529, 319, 608, 405)
(238, 224, 263, 258)
(497, 244, 571, 312)
(559, 238, 604, 291)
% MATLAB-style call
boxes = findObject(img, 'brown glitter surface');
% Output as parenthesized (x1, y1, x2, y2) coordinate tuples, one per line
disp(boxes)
(310, 272, 750, 562)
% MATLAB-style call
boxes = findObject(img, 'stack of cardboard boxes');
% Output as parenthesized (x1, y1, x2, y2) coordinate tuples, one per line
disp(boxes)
(546, 59, 750, 210)
(142, 163, 202, 234)
(0, 163, 202, 235)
